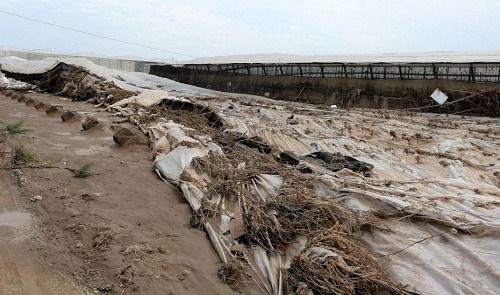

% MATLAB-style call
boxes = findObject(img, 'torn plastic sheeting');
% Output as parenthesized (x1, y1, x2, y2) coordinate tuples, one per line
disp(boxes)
(152, 135, 170, 155)
(149, 120, 190, 139)
(154, 146, 208, 184)
(305, 246, 338, 261)
(312, 175, 340, 197)
(206, 142, 224, 156)
(340, 187, 500, 234)
(229, 203, 245, 240)
(0, 57, 224, 95)
(205, 222, 231, 264)
(361, 221, 500, 295)
(149, 120, 199, 149)
(283, 236, 307, 269)
(180, 181, 203, 211)
(253, 247, 284, 295)
(338, 187, 413, 211)
(250, 174, 283, 202)
(109, 89, 169, 108)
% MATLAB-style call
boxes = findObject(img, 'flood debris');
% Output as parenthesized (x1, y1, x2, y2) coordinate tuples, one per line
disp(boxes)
(289, 230, 406, 295)
(3, 57, 499, 295)
(143, 101, 409, 295)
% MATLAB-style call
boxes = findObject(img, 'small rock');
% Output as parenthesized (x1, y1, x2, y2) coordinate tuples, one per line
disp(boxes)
(157, 245, 168, 254)
(82, 117, 100, 130)
(34, 102, 48, 110)
(76, 242, 83, 248)
(61, 110, 79, 122)
(46, 105, 63, 114)
(25, 98, 35, 105)
(113, 128, 139, 146)
(17, 94, 26, 102)
(30, 195, 43, 202)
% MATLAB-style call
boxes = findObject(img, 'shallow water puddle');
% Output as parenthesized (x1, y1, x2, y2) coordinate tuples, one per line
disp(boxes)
(75, 144, 111, 155)
(0, 208, 32, 242)
(0, 209, 31, 228)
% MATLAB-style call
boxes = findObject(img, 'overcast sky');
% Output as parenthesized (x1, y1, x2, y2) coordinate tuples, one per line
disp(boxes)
(1, 0, 500, 61)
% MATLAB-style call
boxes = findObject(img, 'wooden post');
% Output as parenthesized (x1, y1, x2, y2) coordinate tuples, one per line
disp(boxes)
(469, 64, 475, 82)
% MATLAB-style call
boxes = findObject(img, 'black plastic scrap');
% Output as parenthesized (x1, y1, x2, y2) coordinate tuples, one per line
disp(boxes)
(238, 138, 272, 154)
(279, 151, 374, 175)
(278, 151, 301, 165)
(307, 151, 374, 174)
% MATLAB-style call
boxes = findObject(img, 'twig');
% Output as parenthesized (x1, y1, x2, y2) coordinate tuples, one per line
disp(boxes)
(378, 228, 455, 258)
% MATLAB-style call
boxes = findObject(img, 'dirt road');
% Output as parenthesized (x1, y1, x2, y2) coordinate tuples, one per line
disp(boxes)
(0, 92, 234, 295)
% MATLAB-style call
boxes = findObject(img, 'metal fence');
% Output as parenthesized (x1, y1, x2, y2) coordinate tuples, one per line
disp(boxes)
(179, 62, 500, 83)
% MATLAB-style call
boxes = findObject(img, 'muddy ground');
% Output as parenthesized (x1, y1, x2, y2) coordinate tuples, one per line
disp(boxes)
(0, 92, 237, 295)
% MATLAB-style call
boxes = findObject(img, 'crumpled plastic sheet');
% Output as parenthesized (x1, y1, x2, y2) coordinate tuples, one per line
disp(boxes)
(0, 72, 33, 90)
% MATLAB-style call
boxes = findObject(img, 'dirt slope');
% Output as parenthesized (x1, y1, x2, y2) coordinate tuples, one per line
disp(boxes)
(0, 92, 235, 295)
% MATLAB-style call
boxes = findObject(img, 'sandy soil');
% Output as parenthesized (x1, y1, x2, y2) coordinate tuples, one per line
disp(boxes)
(0, 92, 236, 295)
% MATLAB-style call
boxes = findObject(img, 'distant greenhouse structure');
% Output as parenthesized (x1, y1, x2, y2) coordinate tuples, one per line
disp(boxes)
(177, 62, 500, 83)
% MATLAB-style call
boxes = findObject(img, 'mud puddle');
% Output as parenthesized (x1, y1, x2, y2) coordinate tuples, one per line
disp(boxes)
(0, 173, 83, 295)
